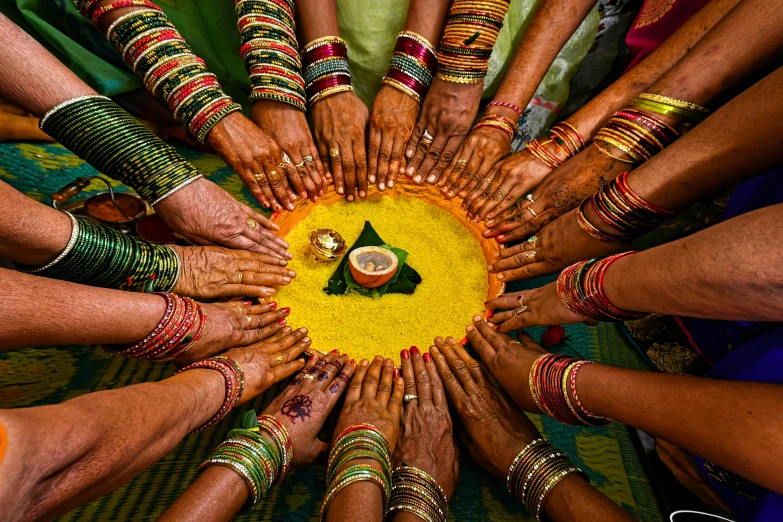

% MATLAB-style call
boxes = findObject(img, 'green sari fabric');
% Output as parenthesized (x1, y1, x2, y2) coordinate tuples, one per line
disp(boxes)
(2, 0, 597, 136)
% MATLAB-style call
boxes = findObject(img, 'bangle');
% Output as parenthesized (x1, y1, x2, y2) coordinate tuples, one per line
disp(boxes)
(302, 36, 354, 106)
(24, 212, 79, 273)
(594, 105, 680, 165)
(635, 92, 709, 119)
(487, 100, 523, 118)
(473, 113, 517, 141)
(382, 31, 437, 103)
(387, 464, 448, 522)
(175, 355, 245, 432)
(525, 121, 584, 168)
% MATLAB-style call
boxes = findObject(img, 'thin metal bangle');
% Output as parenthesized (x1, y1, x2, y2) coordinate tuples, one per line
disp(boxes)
(27, 212, 79, 273)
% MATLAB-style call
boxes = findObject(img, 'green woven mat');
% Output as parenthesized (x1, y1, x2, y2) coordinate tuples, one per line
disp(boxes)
(0, 142, 661, 521)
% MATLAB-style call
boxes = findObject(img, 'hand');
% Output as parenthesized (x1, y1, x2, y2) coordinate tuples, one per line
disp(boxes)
(483, 145, 625, 244)
(486, 207, 627, 283)
(429, 336, 542, 480)
(465, 316, 546, 412)
(311, 91, 369, 201)
(261, 351, 356, 466)
(396, 346, 459, 499)
(171, 246, 296, 299)
(206, 111, 297, 212)
(176, 301, 294, 366)
(368, 86, 419, 191)
(222, 325, 313, 404)
(405, 78, 482, 184)
(461, 149, 551, 224)
(439, 109, 515, 202)
(485, 284, 592, 333)
(333, 356, 404, 452)
(251, 101, 326, 203)
(154, 178, 292, 259)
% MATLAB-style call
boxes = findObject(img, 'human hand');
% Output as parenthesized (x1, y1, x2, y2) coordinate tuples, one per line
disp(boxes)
(154, 178, 292, 259)
(464, 316, 546, 412)
(430, 336, 542, 480)
(486, 207, 627, 283)
(460, 149, 551, 223)
(311, 91, 369, 201)
(222, 325, 313, 404)
(483, 145, 626, 244)
(251, 101, 326, 203)
(368, 86, 419, 191)
(485, 284, 591, 333)
(171, 246, 295, 299)
(439, 110, 515, 201)
(396, 346, 459, 499)
(261, 351, 356, 466)
(206, 111, 297, 212)
(176, 301, 293, 366)
(332, 356, 404, 452)
(405, 78, 482, 184)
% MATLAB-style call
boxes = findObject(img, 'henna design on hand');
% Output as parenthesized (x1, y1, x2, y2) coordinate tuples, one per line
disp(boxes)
(329, 372, 350, 394)
(318, 371, 329, 382)
(281, 395, 313, 423)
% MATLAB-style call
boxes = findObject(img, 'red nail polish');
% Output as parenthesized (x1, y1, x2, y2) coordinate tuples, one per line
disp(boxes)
(401, 349, 410, 359)
(309, 354, 317, 362)
(330, 349, 339, 355)
(410, 346, 420, 354)
(278, 318, 287, 325)
(243, 301, 252, 306)
(349, 359, 356, 365)
(423, 353, 432, 362)
(393, 368, 400, 378)
(269, 301, 278, 309)
(281, 307, 291, 314)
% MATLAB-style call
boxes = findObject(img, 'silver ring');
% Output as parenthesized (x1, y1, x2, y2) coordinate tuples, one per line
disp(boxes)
(526, 193, 535, 204)
(303, 374, 316, 380)
(421, 130, 434, 143)
(283, 153, 291, 164)
(403, 394, 419, 403)
(527, 235, 537, 245)
(302, 155, 314, 163)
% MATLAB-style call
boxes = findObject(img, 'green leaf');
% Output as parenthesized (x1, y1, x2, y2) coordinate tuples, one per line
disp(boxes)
(241, 409, 259, 429)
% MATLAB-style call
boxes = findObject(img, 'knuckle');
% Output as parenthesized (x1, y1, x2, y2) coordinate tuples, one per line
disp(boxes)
(452, 360, 467, 373)
(377, 382, 391, 394)
(415, 369, 430, 385)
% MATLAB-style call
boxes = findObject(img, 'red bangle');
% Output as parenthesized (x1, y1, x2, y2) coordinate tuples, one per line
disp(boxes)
(487, 100, 524, 118)
(175, 355, 245, 433)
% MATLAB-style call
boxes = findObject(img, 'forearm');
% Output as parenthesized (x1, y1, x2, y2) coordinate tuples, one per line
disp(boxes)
(603, 203, 783, 321)
(576, 364, 783, 494)
(0, 181, 72, 266)
(402, 0, 452, 45)
(543, 475, 635, 521)
(296, 0, 340, 43)
(159, 466, 249, 522)
(566, 0, 739, 139)
(0, 268, 165, 349)
(490, 0, 596, 122)
(0, 370, 224, 521)
(325, 458, 384, 522)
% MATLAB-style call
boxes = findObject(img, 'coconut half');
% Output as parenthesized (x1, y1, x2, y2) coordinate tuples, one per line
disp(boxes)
(348, 246, 399, 289)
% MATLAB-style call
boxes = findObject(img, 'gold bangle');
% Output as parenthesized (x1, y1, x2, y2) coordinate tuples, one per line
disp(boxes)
(637, 92, 709, 114)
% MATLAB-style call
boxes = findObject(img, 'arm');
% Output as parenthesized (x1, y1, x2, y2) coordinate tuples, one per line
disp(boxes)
(296, 0, 369, 202)
(367, 0, 452, 192)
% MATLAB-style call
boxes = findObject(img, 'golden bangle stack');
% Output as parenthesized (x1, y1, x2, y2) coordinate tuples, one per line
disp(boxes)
(386, 464, 448, 522)
(634, 92, 710, 121)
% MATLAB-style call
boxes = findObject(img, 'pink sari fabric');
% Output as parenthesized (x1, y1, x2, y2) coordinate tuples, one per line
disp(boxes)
(624, 0, 712, 71)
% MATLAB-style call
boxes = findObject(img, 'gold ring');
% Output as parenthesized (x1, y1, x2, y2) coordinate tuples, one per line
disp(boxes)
(515, 306, 529, 316)
(421, 130, 434, 143)
(485, 177, 492, 184)
(268, 170, 280, 180)
(509, 341, 522, 345)
(303, 373, 316, 380)
(403, 394, 418, 403)
(275, 354, 285, 365)
(528, 207, 537, 217)
(253, 173, 265, 182)
(247, 315, 253, 325)
(246, 218, 257, 229)
(237, 272, 243, 284)
(525, 250, 536, 261)
(493, 189, 505, 201)
(456, 158, 467, 165)
(329, 148, 340, 157)
(277, 162, 286, 170)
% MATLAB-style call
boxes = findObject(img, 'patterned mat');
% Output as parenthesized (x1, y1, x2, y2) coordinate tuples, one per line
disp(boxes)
(0, 142, 662, 521)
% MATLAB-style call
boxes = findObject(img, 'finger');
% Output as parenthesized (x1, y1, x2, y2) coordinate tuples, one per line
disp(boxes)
(361, 356, 384, 399)
(367, 123, 381, 184)
(246, 306, 290, 329)
(238, 257, 294, 275)
(264, 162, 294, 211)
(488, 247, 538, 273)
(237, 170, 271, 209)
(376, 358, 394, 406)
(405, 115, 427, 159)
(248, 171, 278, 211)
(474, 167, 511, 221)
(387, 136, 403, 189)
(413, 133, 448, 184)
(240, 319, 286, 345)
(449, 336, 485, 385)
(406, 119, 435, 181)
(265, 325, 293, 344)
(330, 142, 348, 197)
(387, 374, 405, 422)
(304, 147, 325, 198)
(258, 324, 306, 352)
(339, 141, 357, 201)
(376, 131, 394, 191)
(496, 211, 557, 245)
(309, 141, 328, 188)
(487, 309, 519, 325)
(270, 358, 307, 383)
(434, 337, 478, 393)
(485, 291, 528, 311)
(430, 345, 468, 404)
(327, 358, 356, 396)
(466, 321, 496, 363)
(410, 346, 432, 406)
(289, 352, 321, 387)
(241, 224, 290, 257)
(317, 141, 332, 180)
(427, 135, 462, 185)
(317, 354, 349, 386)
(474, 316, 511, 349)
(496, 262, 555, 284)
(442, 150, 472, 197)
(284, 153, 308, 200)
(271, 331, 311, 366)
(353, 138, 368, 198)
(346, 358, 370, 402)
(484, 180, 527, 221)
(466, 158, 500, 218)
(424, 350, 446, 408)
(400, 348, 417, 400)
(459, 154, 487, 211)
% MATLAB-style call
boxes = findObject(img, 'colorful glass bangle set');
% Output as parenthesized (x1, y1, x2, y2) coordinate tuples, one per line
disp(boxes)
(26, 213, 179, 292)
(506, 438, 586, 521)
(577, 171, 678, 244)
(382, 31, 437, 104)
(557, 252, 645, 321)
(474, 113, 518, 141)
(39, 95, 202, 205)
(200, 415, 292, 510)
(73, 0, 241, 142)
(175, 355, 246, 432)
(387, 464, 449, 522)
(302, 36, 354, 106)
(437, 0, 511, 83)
(526, 121, 586, 169)
(322, 424, 392, 519)
(237, 0, 306, 111)
(529, 353, 609, 427)
(103, 292, 207, 362)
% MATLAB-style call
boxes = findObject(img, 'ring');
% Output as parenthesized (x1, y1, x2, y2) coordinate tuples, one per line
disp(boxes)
(509, 341, 522, 345)
(303, 373, 316, 380)
(493, 189, 505, 201)
(246, 218, 257, 229)
(515, 306, 529, 316)
(275, 354, 285, 365)
(329, 148, 340, 157)
(283, 153, 291, 164)
(421, 130, 434, 143)
(485, 178, 492, 184)
(247, 315, 253, 325)
(403, 394, 419, 403)
(294, 161, 306, 168)
(303, 155, 314, 163)
(277, 162, 286, 170)
(525, 250, 536, 260)
(528, 207, 537, 217)
(253, 173, 265, 182)
(237, 272, 243, 284)
(268, 170, 280, 180)
(527, 235, 538, 245)
(456, 158, 467, 165)
(526, 193, 535, 203)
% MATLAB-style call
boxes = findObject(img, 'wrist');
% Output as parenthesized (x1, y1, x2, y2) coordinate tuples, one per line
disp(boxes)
(600, 254, 636, 313)
(168, 368, 226, 433)
(485, 105, 520, 123)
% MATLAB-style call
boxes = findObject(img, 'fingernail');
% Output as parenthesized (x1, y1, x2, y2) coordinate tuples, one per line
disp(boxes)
(243, 300, 252, 306)
(467, 325, 474, 332)
(393, 368, 400, 378)
(288, 270, 296, 277)
(337, 187, 344, 194)
(461, 205, 466, 210)
(431, 346, 440, 355)
(426, 175, 436, 183)
(309, 354, 318, 361)
(283, 277, 291, 283)
(487, 265, 493, 271)
(281, 307, 290, 314)
(278, 318, 287, 325)
(379, 183, 385, 190)
(488, 213, 494, 218)
(413, 175, 421, 183)
(349, 359, 356, 365)
(406, 149, 413, 158)
(497, 234, 505, 241)
(283, 326, 292, 332)
(319, 190, 324, 196)
(388, 180, 394, 188)
(303, 337, 311, 343)
(299, 327, 308, 332)
(410, 346, 419, 354)
(360, 191, 366, 198)
(473, 315, 482, 321)
(313, 197, 319, 202)
(498, 274, 504, 281)
(269, 301, 278, 309)
(361, 359, 369, 366)
(369, 175, 376, 183)
(516, 296, 524, 302)
(287, 203, 294, 210)
(401, 349, 410, 359)
(423, 353, 432, 362)
(331, 349, 339, 355)
(448, 191, 454, 197)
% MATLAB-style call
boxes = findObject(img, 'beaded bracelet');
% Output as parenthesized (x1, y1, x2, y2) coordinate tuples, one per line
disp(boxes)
(302, 36, 354, 106)
(436, 0, 510, 83)
(387, 464, 449, 522)
(72, 0, 241, 142)
(23, 213, 180, 291)
(39, 95, 202, 205)
(237, 0, 306, 111)
(473, 113, 517, 141)
(507, 439, 587, 520)
(175, 355, 245, 432)
(487, 100, 524, 119)
(382, 31, 437, 103)
(556, 252, 646, 321)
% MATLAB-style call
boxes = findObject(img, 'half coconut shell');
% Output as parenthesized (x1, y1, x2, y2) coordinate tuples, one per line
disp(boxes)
(348, 246, 399, 289)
